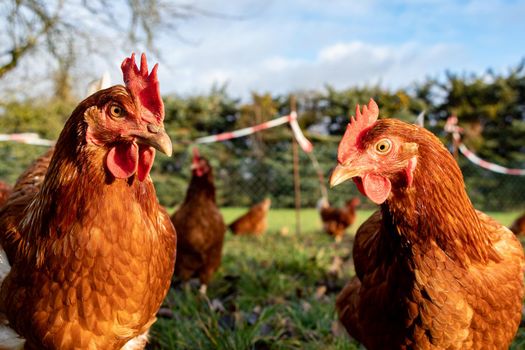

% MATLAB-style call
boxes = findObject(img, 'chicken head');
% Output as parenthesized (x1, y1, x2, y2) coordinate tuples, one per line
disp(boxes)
(84, 53, 172, 182)
(330, 99, 419, 204)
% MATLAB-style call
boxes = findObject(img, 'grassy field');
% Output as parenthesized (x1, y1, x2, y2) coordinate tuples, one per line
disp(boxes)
(148, 208, 525, 350)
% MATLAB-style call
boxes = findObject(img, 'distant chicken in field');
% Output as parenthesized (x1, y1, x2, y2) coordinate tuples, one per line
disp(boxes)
(229, 198, 271, 236)
(330, 99, 524, 349)
(318, 197, 360, 242)
(0, 53, 176, 350)
(510, 212, 525, 236)
(171, 148, 225, 294)
(0, 181, 11, 207)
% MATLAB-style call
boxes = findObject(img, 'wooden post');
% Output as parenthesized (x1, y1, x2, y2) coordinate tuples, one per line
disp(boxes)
(291, 96, 301, 235)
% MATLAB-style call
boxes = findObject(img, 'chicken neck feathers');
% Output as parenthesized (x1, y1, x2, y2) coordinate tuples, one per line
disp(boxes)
(337, 121, 524, 349)
(0, 95, 176, 349)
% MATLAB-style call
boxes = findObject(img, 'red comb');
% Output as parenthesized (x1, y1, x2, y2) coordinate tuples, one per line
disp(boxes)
(337, 98, 379, 163)
(192, 147, 200, 162)
(121, 53, 164, 122)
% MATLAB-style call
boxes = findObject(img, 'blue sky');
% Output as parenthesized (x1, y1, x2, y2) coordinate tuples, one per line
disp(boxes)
(144, 0, 524, 98)
(9, 0, 524, 99)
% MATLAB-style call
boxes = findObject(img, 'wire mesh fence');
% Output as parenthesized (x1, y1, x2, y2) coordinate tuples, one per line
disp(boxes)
(164, 136, 525, 213)
(0, 133, 524, 214)
(461, 158, 525, 212)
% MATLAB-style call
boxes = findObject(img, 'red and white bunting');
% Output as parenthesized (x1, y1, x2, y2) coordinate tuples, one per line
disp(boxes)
(0, 112, 314, 153)
(194, 115, 293, 144)
(458, 144, 525, 175)
(0, 133, 55, 146)
(194, 111, 313, 153)
(289, 112, 313, 153)
(445, 116, 525, 176)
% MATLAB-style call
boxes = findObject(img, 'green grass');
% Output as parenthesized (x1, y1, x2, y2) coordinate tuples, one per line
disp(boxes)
(148, 208, 524, 350)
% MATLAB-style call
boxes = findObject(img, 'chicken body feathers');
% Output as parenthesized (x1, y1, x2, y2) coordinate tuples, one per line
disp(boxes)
(338, 206, 524, 350)
(0, 145, 176, 349)
(172, 160, 225, 286)
(229, 199, 271, 236)
(172, 199, 225, 284)
(334, 117, 524, 349)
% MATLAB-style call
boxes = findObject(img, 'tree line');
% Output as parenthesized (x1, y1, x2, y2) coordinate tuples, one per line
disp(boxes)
(1, 62, 525, 210)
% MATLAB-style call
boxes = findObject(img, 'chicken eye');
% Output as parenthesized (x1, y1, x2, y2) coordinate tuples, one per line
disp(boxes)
(109, 105, 124, 118)
(374, 139, 392, 154)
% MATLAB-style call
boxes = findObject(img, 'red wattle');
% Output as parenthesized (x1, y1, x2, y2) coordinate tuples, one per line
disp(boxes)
(362, 173, 391, 204)
(137, 146, 156, 181)
(107, 143, 138, 179)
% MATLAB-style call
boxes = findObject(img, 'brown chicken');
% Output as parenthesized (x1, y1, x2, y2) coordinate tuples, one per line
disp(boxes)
(319, 197, 360, 242)
(0, 53, 176, 350)
(171, 148, 225, 294)
(0, 181, 12, 208)
(330, 99, 524, 349)
(510, 212, 525, 236)
(229, 198, 271, 236)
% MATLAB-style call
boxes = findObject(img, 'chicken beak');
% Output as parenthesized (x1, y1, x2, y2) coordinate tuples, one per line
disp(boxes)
(134, 125, 173, 156)
(330, 165, 367, 188)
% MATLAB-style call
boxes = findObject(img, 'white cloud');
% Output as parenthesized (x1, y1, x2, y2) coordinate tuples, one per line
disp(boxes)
(158, 38, 464, 100)
(261, 57, 301, 72)
(318, 43, 356, 63)
(148, 0, 524, 99)
(2, 0, 523, 100)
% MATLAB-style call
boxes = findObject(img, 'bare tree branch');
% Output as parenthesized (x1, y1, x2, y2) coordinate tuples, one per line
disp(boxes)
(0, 0, 63, 78)
(0, 0, 255, 98)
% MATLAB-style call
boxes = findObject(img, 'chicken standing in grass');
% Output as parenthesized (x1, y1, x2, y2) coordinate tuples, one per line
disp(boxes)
(229, 198, 271, 236)
(171, 148, 225, 294)
(318, 197, 360, 242)
(331, 99, 524, 349)
(0, 53, 176, 350)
